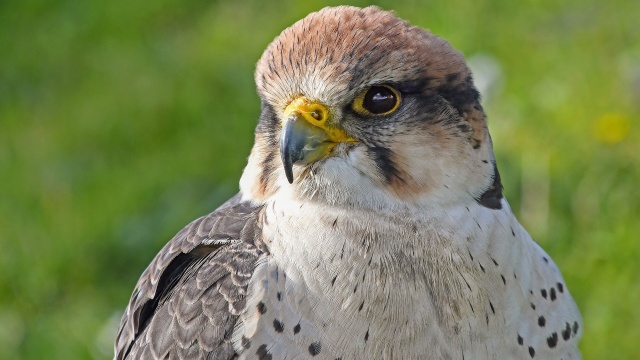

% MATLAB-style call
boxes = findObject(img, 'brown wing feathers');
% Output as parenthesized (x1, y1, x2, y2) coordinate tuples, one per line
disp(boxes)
(115, 196, 264, 359)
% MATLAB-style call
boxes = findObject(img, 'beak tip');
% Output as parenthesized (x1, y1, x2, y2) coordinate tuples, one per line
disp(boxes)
(284, 166, 294, 184)
(280, 118, 305, 185)
(280, 138, 295, 184)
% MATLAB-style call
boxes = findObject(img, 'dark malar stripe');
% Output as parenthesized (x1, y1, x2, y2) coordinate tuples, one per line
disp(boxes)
(369, 146, 402, 183)
(257, 102, 280, 190)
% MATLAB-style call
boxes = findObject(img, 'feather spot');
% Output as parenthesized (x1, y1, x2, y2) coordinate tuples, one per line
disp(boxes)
(273, 319, 284, 333)
(562, 322, 571, 340)
(309, 342, 322, 356)
(256, 344, 272, 360)
(538, 316, 546, 327)
(241, 335, 251, 349)
(257, 302, 267, 314)
(547, 332, 558, 348)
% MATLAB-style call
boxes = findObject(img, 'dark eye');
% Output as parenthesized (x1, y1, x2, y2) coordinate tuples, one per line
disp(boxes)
(353, 85, 401, 116)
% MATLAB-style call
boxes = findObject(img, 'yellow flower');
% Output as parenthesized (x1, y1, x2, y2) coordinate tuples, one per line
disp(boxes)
(593, 113, 631, 144)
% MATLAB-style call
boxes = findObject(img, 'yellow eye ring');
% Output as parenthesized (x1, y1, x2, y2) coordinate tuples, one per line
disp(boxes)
(352, 85, 401, 116)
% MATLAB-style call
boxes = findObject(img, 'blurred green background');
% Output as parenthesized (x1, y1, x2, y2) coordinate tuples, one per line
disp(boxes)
(1, 0, 638, 358)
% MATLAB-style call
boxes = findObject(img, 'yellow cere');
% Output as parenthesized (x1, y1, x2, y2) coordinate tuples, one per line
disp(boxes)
(283, 97, 357, 144)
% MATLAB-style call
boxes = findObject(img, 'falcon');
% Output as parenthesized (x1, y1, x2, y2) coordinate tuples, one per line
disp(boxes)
(115, 6, 582, 359)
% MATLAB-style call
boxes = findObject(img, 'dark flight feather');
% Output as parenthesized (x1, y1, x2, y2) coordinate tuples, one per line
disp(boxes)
(115, 195, 265, 359)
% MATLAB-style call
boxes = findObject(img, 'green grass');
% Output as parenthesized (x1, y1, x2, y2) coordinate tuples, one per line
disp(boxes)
(1, 0, 637, 358)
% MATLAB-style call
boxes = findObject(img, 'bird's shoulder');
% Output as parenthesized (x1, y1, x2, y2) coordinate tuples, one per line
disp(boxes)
(114, 194, 267, 360)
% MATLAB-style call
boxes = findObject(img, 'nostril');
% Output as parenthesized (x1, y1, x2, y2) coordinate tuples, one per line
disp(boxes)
(311, 110, 323, 121)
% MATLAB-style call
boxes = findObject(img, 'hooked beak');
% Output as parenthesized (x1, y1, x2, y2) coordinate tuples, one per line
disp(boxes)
(279, 97, 355, 184)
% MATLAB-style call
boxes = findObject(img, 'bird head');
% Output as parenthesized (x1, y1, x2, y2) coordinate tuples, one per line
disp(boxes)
(240, 6, 499, 211)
